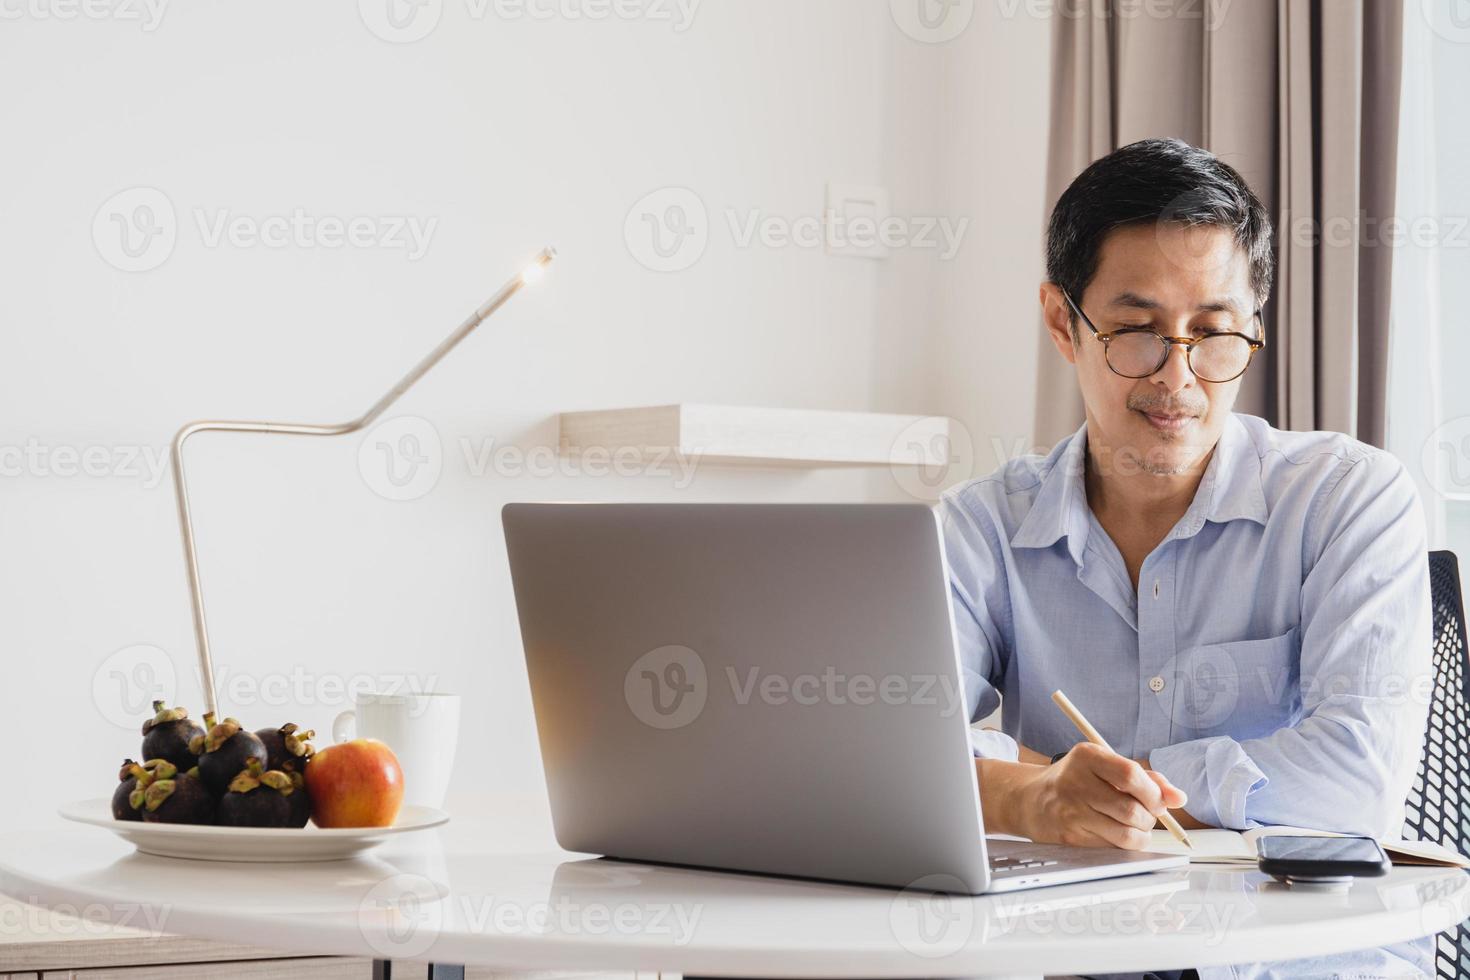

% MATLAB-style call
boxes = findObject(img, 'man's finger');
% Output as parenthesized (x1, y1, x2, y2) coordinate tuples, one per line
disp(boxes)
(1086, 792, 1156, 831)
(1144, 769, 1189, 808)
(1089, 755, 1166, 813)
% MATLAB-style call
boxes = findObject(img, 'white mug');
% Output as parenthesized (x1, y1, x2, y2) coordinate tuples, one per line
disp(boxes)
(333, 692, 461, 809)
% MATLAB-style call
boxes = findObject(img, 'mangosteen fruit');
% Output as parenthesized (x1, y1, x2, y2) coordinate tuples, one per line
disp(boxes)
(190, 713, 268, 795)
(139, 701, 205, 772)
(217, 759, 305, 828)
(254, 722, 315, 774)
(132, 760, 217, 825)
(111, 759, 146, 822)
(286, 770, 311, 828)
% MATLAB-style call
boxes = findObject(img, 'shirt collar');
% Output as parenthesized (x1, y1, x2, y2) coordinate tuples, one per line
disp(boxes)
(1010, 412, 1268, 560)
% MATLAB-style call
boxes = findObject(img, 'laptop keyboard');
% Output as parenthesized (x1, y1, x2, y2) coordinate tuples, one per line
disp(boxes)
(989, 854, 1060, 874)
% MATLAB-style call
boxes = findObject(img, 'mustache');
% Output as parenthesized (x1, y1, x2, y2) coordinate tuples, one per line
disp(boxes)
(1127, 392, 1207, 417)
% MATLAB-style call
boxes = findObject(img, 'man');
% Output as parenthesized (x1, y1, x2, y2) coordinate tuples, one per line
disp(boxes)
(941, 138, 1433, 977)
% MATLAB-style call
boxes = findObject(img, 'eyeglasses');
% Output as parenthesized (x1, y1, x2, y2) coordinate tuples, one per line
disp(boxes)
(1061, 291, 1266, 384)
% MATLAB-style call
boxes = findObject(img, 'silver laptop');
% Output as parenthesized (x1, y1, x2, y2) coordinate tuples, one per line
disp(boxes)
(502, 502, 1187, 895)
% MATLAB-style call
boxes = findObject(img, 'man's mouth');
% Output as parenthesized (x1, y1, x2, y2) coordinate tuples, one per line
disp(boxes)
(1137, 410, 1197, 433)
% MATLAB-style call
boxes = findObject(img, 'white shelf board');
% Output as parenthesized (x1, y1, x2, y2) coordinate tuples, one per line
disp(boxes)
(557, 404, 951, 467)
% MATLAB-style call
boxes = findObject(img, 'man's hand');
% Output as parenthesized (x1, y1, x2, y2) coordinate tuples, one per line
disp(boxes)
(979, 743, 1188, 849)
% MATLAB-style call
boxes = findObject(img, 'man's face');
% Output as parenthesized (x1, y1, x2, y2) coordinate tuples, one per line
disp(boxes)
(1042, 222, 1259, 477)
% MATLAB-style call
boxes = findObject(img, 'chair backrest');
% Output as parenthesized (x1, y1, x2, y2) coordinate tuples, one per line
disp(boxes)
(1403, 550, 1470, 979)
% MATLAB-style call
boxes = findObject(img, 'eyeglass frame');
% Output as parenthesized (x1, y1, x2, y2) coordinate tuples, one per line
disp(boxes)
(1060, 289, 1266, 384)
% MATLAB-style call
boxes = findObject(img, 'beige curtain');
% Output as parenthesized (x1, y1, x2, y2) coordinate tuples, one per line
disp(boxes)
(1033, 0, 1404, 449)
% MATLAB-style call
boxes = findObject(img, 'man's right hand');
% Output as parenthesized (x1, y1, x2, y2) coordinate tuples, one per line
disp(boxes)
(978, 743, 1188, 849)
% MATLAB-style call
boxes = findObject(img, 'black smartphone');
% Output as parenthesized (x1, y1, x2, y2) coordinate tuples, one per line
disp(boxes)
(1256, 835, 1390, 879)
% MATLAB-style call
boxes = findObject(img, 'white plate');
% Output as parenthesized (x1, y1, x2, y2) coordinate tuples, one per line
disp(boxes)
(59, 798, 449, 862)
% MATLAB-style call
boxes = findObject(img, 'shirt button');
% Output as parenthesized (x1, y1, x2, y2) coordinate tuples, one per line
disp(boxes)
(1148, 676, 1166, 693)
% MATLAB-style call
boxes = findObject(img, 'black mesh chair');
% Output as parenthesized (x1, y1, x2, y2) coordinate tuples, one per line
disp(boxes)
(1404, 551, 1470, 978)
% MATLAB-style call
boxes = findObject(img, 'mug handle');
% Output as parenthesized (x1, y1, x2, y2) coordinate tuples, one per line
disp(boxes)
(333, 709, 357, 744)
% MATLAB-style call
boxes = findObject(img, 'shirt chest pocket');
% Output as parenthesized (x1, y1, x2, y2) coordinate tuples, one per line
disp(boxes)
(1165, 628, 1301, 742)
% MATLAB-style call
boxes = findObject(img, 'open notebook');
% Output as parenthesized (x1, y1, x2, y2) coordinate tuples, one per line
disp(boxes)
(1145, 826, 1470, 868)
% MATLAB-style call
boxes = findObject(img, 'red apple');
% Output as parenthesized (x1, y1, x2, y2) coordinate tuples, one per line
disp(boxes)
(305, 738, 404, 828)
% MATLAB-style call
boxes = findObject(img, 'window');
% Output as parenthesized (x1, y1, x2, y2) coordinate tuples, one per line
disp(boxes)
(1387, 7, 1470, 560)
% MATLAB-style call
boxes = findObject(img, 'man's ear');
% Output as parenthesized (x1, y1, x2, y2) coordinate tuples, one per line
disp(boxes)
(1039, 282, 1078, 365)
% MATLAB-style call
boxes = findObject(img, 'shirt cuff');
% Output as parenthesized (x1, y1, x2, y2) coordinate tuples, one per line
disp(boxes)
(969, 727, 1019, 762)
(1149, 736, 1268, 830)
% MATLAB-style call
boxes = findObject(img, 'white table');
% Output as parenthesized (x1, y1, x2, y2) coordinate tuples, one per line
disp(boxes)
(2, 794, 1467, 979)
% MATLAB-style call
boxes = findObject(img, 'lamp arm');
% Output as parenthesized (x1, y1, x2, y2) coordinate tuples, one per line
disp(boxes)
(170, 247, 555, 719)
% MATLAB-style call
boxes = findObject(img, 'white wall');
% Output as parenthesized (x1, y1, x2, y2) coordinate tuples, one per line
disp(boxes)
(0, 0, 1050, 827)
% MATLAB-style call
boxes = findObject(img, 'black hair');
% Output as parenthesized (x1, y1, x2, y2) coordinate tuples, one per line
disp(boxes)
(1045, 137, 1273, 340)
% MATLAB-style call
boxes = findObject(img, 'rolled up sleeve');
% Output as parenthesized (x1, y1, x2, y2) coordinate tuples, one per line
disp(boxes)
(1149, 451, 1432, 835)
(937, 493, 1017, 761)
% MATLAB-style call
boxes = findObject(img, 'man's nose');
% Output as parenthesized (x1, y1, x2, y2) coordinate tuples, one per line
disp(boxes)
(1150, 340, 1196, 393)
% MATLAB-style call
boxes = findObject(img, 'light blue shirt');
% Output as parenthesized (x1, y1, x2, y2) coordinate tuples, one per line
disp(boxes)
(940, 412, 1432, 839)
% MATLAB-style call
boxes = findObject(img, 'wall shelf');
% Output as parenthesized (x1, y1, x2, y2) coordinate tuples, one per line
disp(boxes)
(557, 404, 950, 468)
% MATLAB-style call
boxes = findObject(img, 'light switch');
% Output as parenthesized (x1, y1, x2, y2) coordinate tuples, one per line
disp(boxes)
(825, 182, 891, 259)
